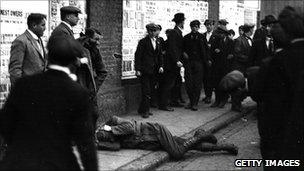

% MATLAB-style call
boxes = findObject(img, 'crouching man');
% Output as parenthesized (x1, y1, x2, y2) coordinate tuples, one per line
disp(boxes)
(95, 116, 238, 160)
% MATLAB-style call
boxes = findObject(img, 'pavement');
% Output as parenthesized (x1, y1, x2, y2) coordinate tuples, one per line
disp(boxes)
(96, 97, 256, 171)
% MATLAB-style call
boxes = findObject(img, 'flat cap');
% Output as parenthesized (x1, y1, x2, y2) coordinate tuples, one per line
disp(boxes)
(60, 6, 81, 14)
(146, 23, 158, 31)
(204, 19, 214, 25)
(190, 20, 201, 27)
(218, 19, 229, 25)
(242, 24, 255, 32)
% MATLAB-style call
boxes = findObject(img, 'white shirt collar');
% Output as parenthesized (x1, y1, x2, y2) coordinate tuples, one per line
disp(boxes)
(61, 21, 73, 30)
(207, 30, 213, 35)
(27, 29, 39, 40)
(48, 64, 77, 81)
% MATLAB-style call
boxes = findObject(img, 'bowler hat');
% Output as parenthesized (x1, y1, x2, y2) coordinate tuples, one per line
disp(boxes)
(190, 20, 201, 27)
(264, 15, 277, 25)
(172, 13, 185, 23)
(146, 23, 158, 31)
(60, 6, 81, 14)
(204, 19, 214, 25)
(218, 19, 229, 25)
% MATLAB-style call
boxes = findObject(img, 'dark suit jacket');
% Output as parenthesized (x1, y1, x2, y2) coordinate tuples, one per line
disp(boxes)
(183, 32, 208, 65)
(253, 27, 267, 41)
(9, 30, 46, 85)
(165, 26, 183, 71)
(249, 38, 274, 66)
(135, 36, 163, 75)
(0, 70, 97, 171)
(234, 35, 252, 64)
(50, 22, 74, 39)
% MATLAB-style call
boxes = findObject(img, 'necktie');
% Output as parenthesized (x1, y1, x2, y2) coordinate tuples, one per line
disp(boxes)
(37, 38, 44, 58)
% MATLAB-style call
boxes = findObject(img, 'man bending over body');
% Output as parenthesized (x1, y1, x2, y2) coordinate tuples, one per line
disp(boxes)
(95, 116, 238, 160)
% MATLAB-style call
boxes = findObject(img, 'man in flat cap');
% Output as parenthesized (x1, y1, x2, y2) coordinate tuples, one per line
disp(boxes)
(209, 19, 231, 108)
(183, 20, 208, 111)
(50, 5, 81, 39)
(202, 19, 215, 104)
(135, 23, 164, 118)
(159, 13, 185, 111)
(232, 24, 254, 111)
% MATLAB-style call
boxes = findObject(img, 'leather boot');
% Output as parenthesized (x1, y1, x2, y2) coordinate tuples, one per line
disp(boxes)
(194, 129, 218, 144)
(182, 129, 216, 150)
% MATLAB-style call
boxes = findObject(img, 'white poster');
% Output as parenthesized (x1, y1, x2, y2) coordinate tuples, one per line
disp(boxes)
(122, 0, 208, 79)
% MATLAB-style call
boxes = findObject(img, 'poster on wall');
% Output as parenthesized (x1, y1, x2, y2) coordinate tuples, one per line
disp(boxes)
(0, 0, 86, 108)
(122, 0, 208, 79)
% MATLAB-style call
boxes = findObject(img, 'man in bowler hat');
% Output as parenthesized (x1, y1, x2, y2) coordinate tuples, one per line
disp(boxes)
(50, 6, 81, 39)
(253, 15, 276, 41)
(0, 36, 98, 171)
(135, 23, 164, 118)
(159, 13, 185, 111)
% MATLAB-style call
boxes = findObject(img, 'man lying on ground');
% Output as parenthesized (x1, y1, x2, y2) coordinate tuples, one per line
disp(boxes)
(95, 116, 238, 160)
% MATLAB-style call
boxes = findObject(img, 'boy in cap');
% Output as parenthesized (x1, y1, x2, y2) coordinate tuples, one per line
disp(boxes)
(202, 19, 215, 104)
(50, 5, 81, 39)
(135, 23, 164, 118)
(183, 20, 208, 111)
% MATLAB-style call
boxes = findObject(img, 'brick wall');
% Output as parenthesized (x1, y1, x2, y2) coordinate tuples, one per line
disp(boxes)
(87, 0, 126, 123)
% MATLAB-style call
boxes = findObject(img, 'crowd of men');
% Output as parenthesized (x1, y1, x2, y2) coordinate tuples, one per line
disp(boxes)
(134, 6, 304, 170)
(0, 4, 303, 171)
(134, 12, 273, 118)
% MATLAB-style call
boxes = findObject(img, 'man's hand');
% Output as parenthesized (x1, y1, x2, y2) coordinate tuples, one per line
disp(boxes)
(159, 67, 164, 73)
(102, 125, 112, 131)
(177, 61, 183, 68)
(215, 48, 221, 53)
(135, 71, 141, 77)
(79, 57, 88, 64)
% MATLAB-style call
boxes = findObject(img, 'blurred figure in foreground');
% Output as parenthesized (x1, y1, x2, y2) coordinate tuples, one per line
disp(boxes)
(0, 36, 98, 171)
(253, 6, 304, 169)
